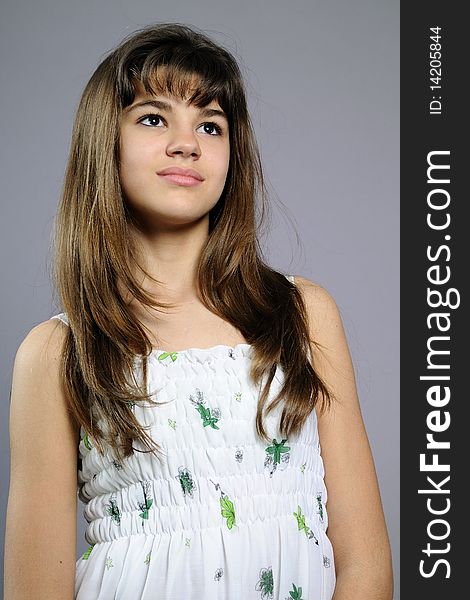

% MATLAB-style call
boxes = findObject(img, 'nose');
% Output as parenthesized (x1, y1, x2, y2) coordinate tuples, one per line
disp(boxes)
(166, 125, 201, 159)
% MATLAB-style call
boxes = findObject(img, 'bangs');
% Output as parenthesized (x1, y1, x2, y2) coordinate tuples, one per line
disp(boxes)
(119, 48, 234, 119)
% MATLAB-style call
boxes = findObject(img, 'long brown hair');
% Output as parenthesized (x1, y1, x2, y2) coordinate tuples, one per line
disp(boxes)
(52, 22, 334, 463)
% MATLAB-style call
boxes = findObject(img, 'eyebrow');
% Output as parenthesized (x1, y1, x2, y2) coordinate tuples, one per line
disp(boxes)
(125, 99, 228, 121)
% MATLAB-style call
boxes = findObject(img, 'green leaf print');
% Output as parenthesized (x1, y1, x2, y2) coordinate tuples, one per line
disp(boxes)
(105, 494, 121, 525)
(82, 544, 95, 560)
(210, 479, 236, 530)
(316, 492, 324, 522)
(196, 403, 220, 429)
(220, 494, 236, 529)
(255, 566, 274, 599)
(157, 351, 178, 362)
(293, 505, 319, 544)
(189, 388, 221, 429)
(138, 481, 154, 521)
(264, 438, 290, 477)
(265, 438, 290, 465)
(83, 432, 92, 450)
(293, 505, 308, 534)
(176, 467, 196, 497)
(287, 582, 304, 600)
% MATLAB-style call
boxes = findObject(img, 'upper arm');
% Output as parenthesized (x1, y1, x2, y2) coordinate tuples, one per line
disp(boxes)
(4, 319, 79, 599)
(295, 276, 393, 583)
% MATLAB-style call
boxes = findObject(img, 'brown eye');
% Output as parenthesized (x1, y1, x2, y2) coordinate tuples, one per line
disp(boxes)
(198, 122, 223, 136)
(138, 113, 164, 127)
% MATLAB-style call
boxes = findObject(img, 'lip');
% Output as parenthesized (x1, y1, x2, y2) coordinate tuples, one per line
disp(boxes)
(157, 167, 204, 181)
(158, 173, 203, 187)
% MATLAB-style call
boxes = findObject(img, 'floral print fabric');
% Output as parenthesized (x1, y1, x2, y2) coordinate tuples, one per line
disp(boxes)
(50, 275, 336, 599)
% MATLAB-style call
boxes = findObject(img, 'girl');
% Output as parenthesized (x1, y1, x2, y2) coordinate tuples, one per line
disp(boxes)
(5, 23, 393, 600)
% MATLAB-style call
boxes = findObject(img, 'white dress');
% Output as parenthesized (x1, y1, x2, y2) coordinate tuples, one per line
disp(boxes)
(50, 275, 336, 600)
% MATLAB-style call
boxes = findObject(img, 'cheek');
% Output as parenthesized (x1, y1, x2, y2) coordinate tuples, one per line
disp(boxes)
(120, 124, 160, 163)
(120, 146, 160, 198)
(119, 135, 135, 178)
(118, 150, 134, 192)
(120, 139, 152, 171)
(208, 145, 230, 181)
(119, 141, 147, 196)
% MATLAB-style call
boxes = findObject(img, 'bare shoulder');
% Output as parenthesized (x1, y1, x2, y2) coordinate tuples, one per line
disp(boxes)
(9, 314, 78, 480)
(292, 275, 343, 341)
(10, 314, 79, 468)
(292, 274, 332, 300)
(5, 317, 78, 596)
(292, 274, 357, 416)
(15, 316, 69, 365)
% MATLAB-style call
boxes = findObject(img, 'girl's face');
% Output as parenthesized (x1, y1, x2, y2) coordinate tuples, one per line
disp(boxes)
(119, 80, 230, 230)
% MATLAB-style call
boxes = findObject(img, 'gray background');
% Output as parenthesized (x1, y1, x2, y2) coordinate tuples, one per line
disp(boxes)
(0, 0, 399, 597)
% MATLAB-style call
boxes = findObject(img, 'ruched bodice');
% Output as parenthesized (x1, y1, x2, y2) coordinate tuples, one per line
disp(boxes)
(50, 276, 336, 599)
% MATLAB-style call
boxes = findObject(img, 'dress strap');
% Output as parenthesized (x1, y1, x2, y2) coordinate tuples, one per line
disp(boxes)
(284, 273, 295, 285)
(50, 312, 69, 327)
